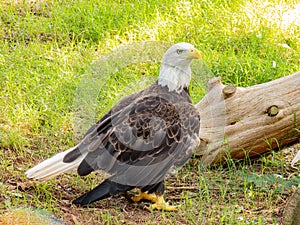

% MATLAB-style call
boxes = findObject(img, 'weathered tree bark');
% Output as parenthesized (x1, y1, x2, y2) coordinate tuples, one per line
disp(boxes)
(282, 185, 300, 225)
(196, 72, 300, 166)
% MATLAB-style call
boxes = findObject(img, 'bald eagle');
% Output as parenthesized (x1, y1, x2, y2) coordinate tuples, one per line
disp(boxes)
(26, 42, 201, 211)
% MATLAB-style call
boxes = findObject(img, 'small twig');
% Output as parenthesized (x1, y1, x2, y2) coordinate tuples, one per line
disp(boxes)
(166, 186, 199, 190)
(167, 196, 186, 200)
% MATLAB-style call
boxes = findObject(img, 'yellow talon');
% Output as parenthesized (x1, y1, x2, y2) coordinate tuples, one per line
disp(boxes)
(132, 189, 158, 203)
(146, 195, 179, 211)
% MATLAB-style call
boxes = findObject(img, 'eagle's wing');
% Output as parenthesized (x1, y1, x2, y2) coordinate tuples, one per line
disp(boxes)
(64, 93, 200, 187)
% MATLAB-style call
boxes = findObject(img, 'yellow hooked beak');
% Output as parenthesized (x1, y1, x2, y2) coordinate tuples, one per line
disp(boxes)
(187, 47, 201, 60)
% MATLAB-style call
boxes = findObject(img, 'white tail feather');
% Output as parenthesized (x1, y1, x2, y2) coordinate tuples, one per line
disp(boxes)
(26, 146, 87, 181)
(291, 150, 300, 167)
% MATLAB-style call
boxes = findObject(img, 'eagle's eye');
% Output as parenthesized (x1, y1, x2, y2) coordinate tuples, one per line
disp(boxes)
(176, 49, 184, 55)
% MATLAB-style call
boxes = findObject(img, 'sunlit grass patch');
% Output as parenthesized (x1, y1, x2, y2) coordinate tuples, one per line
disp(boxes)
(243, 1, 300, 33)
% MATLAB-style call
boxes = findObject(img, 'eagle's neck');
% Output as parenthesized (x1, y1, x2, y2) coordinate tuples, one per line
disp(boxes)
(157, 62, 192, 93)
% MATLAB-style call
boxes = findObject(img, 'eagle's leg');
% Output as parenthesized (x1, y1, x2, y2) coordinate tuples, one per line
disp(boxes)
(139, 181, 178, 211)
(132, 181, 164, 203)
(131, 189, 158, 203)
(146, 195, 178, 211)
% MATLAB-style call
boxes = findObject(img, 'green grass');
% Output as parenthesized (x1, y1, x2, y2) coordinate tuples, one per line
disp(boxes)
(0, 0, 299, 224)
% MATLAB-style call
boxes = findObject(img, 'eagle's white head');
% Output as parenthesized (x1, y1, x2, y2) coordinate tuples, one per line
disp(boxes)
(158, 42, 201, 93)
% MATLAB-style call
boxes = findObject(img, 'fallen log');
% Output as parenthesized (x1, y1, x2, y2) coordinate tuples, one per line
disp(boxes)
(196, 72, 300, 166)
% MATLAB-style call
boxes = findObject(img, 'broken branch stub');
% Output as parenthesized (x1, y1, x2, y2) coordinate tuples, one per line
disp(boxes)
(196, 72, 300, 166)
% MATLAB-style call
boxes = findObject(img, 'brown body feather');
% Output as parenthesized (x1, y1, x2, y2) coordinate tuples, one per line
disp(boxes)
(64, 82, 200, 180)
